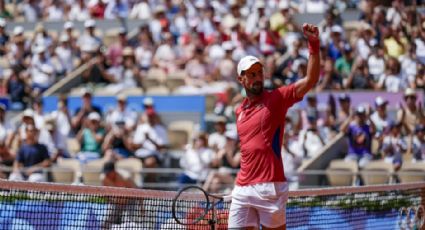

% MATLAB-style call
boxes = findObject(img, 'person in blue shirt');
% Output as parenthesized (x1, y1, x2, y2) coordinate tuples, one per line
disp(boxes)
(9, 125, 51, 182)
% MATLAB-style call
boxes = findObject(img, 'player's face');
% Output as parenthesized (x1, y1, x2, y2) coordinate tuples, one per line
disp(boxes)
(238, 63, 264, 96)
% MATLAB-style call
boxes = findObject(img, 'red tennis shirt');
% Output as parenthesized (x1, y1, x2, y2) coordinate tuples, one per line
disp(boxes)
(235, 84, 303, 186)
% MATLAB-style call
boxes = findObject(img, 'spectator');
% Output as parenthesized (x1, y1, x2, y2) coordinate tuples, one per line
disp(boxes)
(179, 133, 215, 187)
(55, 34, 74, 74)
(383, 26, 407, 59)
(71, 89, 102, 132)
(30, 45, 55, 95)
(105, 94, 137, 129)
(377, 57, 403, 92)
(132, 108, 168, 169)
(208, 116, 227, 152)
(335, 45, 354, 80)
(153, 32, 177, 73)
(397, 88, 424, 134)
(19, 0, 42, 21)
(46, 98, 71, 160)
(106, 47, 140, 93)
(398, 44, 418, 89)
(356, 23, 377, 60)
(341, 106, 376, 168)
(410, 125, 425, 162)
(77, 19, 102, 52)
(298, 109, 325, 159)
(134, 26, 154, 71)
(185, 47, 209, 87)
(0, 0, 12, 19)
(102, 161, 136, 188)
(90, 0, 107, 19)
(345, 59, 375, 89)
(69, 0, 91, 21)
(103, 121, 134, 162)
(0, 140, 14, 179)
(76, 112, 105, 163)
(370, 96, 390, 134)
(273, 40, 307, 86)
(107, 27, 128, 67)
(9, 125, 51, 182)
(0, 19, 9, 56)
(316, 57, 342, 91)
(6, 67, 27, 111)
(130, 0, 151, 20)
(14, 109, 55, 157)
(105, 0, 130, 20)
(380, 122, 406, 171)
(0, 104, 14, 148)
(367, 43, 385, 82)
(44, 0, 64, 21)
(204, 130, 240, 193)
(327, 25, 346, 61)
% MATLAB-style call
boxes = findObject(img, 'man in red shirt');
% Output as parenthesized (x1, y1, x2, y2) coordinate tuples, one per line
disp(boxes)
(228, 23, 320, 230)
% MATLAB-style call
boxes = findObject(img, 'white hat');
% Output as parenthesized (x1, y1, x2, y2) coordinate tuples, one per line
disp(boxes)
(222, 41, 234, 51)
(88, 112, 101, 121)
(331, 25, 344, 34)
(278, 0, 289, 9)
(255, 0, 266, 9)
(154, 5, 166, 13)
(13, 26, 24, 36)
(0, 18, 6, 27)
(117, 94, 127, 101)
(237, 55, 261, 76)
(59, 34, 70, 42)
(34, 45, 46, 54)
(64, 21, 74, 30)
(356, 106, 366, 114)
(84, 19, 96, 28)
(23, 109, 34, 118)
(404, 88, 416, 97)
(143, 97, 154, 106)
(375, 96, 388, 107)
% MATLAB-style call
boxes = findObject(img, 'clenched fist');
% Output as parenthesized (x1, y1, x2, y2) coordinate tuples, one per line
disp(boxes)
(302, 23, 320, 55)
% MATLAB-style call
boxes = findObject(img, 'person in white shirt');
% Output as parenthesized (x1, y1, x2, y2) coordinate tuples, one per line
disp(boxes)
(208, 116, 227, 152)
(19, 0, 41, 21)
(105, 94, 137, 129)
(367, 44, 385, 82)
(132, 108, 168, 168)
(377, 57, 403, 92)
(179, 132, 215, 187)
(55, 34, 74, 74)
(77, 19, 102, 52)
(298, 110, 325, 159)
(153, 32, 177, 73)
(68, 0, 91, 21)
(130, 0, 151, 20)
(31, 45, 55, 94)
(398, 45, 417, 89)
(370, 96, 390, 134)
(44, 0, 64, 21)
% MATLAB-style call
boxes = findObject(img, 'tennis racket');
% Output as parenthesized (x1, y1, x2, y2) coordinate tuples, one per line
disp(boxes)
(172, 185, 224, 229)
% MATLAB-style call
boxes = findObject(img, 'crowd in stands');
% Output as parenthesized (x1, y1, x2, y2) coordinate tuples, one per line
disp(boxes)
(0, 0, 423, 191)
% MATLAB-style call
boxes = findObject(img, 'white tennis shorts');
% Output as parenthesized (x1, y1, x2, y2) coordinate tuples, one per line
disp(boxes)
(228, 182, 288, 229)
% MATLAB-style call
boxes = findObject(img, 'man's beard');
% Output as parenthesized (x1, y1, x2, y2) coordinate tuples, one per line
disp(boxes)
(247, 82, 263, 95)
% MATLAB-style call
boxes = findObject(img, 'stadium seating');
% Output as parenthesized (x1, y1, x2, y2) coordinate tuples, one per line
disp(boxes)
(326, 159, 358, 186)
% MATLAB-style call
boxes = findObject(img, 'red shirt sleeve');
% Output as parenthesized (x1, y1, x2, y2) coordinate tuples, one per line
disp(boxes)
(277, 84, 304, 109)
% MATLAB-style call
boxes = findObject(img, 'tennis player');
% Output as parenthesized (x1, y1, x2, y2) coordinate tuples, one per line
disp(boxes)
(228, 23, 320, 230)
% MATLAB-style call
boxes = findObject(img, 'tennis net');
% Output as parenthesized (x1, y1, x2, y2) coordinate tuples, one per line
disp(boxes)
(0, 180, 424, 229)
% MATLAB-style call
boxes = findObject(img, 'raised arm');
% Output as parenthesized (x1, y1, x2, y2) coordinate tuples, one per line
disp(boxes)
(295, 23, 321, 98)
